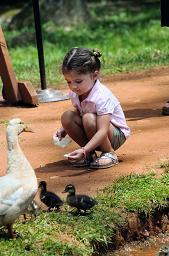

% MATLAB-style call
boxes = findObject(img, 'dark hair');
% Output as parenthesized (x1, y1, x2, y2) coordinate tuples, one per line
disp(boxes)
(62, 47, 102, 74)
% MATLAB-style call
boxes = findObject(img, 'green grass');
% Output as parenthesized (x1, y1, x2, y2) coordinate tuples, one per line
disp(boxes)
(0, 162, 169, 255)
(99, 172, 169, 213)
(1, 2, 169, 90)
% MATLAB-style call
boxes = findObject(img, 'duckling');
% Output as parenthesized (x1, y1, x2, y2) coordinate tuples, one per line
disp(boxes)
(63, 184, 97, 214)
(39, 181, 63, 211)
(0, 118, 38, 238)
(23, 200, 40, 220)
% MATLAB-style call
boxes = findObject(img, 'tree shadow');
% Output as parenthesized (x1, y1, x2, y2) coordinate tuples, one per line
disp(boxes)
(124, 108, 162, 121)
(35, 159, 106, 178)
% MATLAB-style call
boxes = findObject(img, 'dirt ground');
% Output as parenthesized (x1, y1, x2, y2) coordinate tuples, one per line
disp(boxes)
(0, 67, 169, 204)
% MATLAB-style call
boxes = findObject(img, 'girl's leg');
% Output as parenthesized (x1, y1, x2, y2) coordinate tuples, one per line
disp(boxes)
(61, 110, 88, 146)
(62, 111, 117, 152)
(82, 113, 118, 168)
(62, 111, 118, 168)
(82, 113, 114, 152)
(82, 113, 96, 140)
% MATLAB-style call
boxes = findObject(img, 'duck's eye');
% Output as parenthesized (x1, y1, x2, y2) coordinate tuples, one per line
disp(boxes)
(67, 186, 72, 190)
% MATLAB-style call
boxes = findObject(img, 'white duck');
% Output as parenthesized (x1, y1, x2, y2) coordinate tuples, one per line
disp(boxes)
(0, 118, 38, 238)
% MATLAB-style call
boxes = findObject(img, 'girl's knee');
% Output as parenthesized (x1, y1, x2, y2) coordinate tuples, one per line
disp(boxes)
(61, 110, 74, 126)
(82, 113, 96, 129)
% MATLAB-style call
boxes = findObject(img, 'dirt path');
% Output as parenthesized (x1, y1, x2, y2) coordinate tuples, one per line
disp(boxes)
(0, 67, 169, 203)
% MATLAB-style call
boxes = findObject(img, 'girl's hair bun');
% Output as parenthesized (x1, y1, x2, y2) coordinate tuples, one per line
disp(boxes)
(92, 49, 102, 58)
(62, 47, 102, 74)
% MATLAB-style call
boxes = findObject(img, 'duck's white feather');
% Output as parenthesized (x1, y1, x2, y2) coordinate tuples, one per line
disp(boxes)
(0, 187, 23, 214)
(0, 175, 21, 198)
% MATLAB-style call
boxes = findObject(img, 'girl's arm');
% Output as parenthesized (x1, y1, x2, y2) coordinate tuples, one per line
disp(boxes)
(55, 127, 67, 140)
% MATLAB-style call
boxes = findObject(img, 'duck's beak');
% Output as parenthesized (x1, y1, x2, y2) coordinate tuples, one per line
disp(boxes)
(24, 126, 34, 132)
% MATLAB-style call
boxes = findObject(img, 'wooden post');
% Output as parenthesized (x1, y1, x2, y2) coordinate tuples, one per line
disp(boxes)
(18, 81, 39, 106)
(0, 26, 21, 103)
(0, 25, 38, 106)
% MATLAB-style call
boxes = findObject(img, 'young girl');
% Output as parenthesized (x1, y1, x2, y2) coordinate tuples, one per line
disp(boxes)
(56, 47, 130, 169)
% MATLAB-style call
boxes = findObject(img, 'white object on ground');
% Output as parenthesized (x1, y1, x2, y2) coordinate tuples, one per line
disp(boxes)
(64, 154, 69, 158)
(53, 134, 72, 148)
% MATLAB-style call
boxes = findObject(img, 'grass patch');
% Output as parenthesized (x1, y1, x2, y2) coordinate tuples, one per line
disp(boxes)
(99, 172, 169, 213)
(0, 162, 169, 255)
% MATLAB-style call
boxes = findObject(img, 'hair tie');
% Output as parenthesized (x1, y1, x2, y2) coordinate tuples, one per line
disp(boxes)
(92, 49, 102, 58)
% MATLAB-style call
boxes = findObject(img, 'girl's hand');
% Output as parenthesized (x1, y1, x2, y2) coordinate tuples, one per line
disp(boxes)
(68, 148, 85, 162)
(55, 127, 67, 141)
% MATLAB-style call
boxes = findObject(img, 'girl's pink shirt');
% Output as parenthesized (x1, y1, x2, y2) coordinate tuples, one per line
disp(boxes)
(69, 79, 131, 138)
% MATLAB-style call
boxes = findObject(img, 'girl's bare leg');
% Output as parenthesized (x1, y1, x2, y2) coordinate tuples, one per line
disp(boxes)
(61, 110, 88, 147)
(82, 113, 117, 166)
(62, 111, 115, 166)
(82, 113, 114, 152)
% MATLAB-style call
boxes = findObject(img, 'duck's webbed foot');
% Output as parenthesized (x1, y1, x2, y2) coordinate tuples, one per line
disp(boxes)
(6, 224, 20, 239)
(67, 208, 81, 216)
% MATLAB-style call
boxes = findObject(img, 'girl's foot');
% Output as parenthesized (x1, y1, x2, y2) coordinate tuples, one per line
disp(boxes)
(90, 152, 118, 169)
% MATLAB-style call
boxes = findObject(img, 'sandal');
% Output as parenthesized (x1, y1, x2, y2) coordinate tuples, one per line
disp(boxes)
(90, 152, 118, 169)
(72, 151, 97, 167)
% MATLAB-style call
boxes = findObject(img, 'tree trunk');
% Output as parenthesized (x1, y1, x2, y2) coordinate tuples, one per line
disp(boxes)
(9, 0, 90, 29)
(51, 0, 90, 26)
